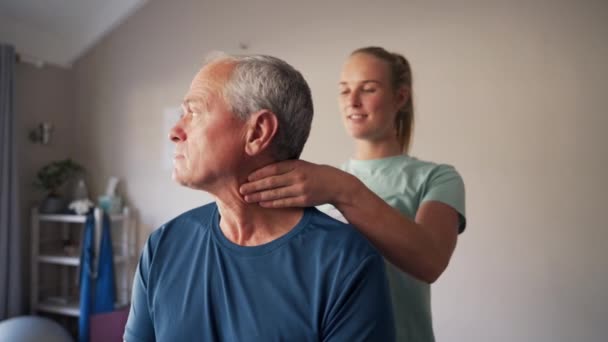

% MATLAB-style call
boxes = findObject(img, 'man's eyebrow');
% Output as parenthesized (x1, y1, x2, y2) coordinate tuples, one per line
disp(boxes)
(182, 96, 207, 111)
(183, 96, 201, 105)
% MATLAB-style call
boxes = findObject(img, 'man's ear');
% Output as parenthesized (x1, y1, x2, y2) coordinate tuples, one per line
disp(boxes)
(244, 110, 278, 157)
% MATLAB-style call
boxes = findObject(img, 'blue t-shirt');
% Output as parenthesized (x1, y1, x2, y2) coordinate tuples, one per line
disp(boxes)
(124, 203, 395, 341)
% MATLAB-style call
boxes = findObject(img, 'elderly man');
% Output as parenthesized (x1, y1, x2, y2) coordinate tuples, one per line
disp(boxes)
(124, 54, 395, 341)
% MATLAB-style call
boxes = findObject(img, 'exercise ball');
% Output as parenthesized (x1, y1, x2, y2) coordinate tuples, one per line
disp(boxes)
(0, 316, 73, 342)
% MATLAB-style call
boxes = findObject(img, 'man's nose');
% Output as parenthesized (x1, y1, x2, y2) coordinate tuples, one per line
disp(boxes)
(169, 123, 186, 142)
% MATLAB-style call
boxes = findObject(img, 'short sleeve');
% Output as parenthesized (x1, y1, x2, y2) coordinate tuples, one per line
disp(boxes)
(124, 231, 160, 342)
(421, 165, 467, 233)
(322, 254, 396, 342)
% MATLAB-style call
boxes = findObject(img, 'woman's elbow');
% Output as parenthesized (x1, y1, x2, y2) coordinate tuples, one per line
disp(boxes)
(418, 270, 440, 284)
(415, 261, 448, 284)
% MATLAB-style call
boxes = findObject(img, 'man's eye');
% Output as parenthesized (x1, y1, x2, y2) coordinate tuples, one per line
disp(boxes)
(363, 88, 376, 93)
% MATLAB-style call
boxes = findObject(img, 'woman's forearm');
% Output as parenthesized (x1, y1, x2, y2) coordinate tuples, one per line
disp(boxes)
(334, 175, 453, 283)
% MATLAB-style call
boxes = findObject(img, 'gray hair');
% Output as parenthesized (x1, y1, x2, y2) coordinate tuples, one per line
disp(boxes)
(206, 53, 313, 161)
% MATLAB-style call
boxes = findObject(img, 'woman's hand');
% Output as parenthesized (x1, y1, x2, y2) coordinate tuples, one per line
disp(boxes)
(240, 160, 355, 208)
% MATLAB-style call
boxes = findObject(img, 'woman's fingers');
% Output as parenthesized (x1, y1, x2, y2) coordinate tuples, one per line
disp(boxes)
(240, 172, 293, 195)
(247, 160, 297, 181)
(241, 160, 331, 207)
(243, 184, 301, 203)
(259, 195, 308, 208)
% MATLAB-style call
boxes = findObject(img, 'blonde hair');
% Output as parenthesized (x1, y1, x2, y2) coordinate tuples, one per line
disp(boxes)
(351, 47, 414, 154)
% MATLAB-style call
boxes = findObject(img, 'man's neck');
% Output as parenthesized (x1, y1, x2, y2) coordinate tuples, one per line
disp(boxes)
(214, 182, 304, 246)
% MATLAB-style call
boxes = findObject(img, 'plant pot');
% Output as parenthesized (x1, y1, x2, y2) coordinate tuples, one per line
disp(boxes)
(39, 196, 67, 214)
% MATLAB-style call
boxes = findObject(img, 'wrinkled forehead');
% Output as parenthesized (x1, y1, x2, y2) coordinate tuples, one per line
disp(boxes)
(194, 60, 231, 87)
(184, 60, 234, 108)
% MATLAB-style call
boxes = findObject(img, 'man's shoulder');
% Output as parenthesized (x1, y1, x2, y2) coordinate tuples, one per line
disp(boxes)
(306, 208, 382, 261)
(149, 202, 217, 245)
(172, 201, 217, 224)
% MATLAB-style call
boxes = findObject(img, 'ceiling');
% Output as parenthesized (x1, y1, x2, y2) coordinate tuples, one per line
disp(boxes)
(0, 0, 148, 68)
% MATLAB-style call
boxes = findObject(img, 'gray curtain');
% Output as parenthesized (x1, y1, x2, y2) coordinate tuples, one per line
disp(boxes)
(0, 43, 23, 320)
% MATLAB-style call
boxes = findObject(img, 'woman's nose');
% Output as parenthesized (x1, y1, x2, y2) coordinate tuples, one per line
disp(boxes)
(348, 91, 361, 108)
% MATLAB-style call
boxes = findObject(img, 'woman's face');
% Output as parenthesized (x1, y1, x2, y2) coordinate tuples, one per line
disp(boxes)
(338, 53, 405, 142)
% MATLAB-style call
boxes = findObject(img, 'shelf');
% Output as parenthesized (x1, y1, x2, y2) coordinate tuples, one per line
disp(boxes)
(37, 298, 130, 317)
(37, 299, 80, 317)
(38, 254, 129, 267)
(38, 213, 126, 223)
(38, 254, 79, 266)
(31, 206, 134, 323)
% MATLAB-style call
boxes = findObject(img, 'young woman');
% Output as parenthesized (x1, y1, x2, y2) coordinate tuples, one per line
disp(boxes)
(240, 47, 466, 341)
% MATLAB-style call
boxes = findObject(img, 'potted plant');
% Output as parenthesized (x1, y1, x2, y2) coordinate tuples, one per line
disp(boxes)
(34, 159, 85, 213)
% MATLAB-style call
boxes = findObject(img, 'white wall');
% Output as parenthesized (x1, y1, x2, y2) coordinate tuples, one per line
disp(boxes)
(70, 0, 608, 341)
(15, 63, 75, 207)
(14, 63, 75, 309)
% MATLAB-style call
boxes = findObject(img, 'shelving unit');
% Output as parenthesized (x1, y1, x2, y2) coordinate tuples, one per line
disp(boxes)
(30, 207, 135, 319)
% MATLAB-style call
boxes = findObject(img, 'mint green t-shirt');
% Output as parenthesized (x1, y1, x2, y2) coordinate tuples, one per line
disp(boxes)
(321, 155, 466, 342)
